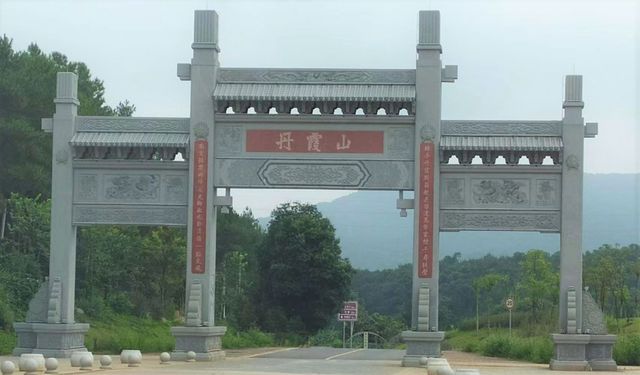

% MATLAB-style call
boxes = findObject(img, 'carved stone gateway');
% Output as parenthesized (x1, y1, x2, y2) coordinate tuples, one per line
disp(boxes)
(15, 8, 613, 371)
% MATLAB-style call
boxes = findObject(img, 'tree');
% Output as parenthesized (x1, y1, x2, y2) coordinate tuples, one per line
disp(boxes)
(517, 250, 558, 323)
(472, 273, 509, 331)
(138, 227, 186, 317)
(0, 36, 133, 204)
(256, 203, 353, 337)
(0, 194, 51, 326)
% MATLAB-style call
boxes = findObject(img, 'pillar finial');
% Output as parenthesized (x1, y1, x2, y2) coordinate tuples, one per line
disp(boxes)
(54, 72, 78, 105)
(193, 10, 219, 51)
(563, 75, 584, 108)
(417, 11, 441, 51)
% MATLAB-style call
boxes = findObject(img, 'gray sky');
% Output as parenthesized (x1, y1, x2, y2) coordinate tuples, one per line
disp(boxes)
(1, 0, 638, 217)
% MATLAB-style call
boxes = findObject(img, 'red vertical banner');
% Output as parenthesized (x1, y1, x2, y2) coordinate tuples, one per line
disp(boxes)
(418, 142, 434, 278)
(191, 139, 208, 274)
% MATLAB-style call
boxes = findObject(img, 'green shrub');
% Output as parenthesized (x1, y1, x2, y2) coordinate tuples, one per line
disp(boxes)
(614, 335, 640, 365)
(481, 335, 512, 357)
(0, 331, 16, 355)
(309, 329, 342, 348)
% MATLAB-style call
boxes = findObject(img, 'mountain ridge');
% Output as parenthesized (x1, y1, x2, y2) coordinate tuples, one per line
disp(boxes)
(259, 173, 640, 270)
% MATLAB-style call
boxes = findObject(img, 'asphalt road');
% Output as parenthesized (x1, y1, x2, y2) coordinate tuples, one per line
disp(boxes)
(3, 348, 640, 375)
(254, 347, 405, 361)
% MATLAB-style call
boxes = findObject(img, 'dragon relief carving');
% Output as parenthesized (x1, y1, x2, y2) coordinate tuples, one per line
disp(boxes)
(105, 175, 160, 201)
(472, 179, 528, 205)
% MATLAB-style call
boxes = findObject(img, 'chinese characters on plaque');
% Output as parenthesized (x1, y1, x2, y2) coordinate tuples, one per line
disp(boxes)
(191, 140, 208, 274)
(418, 142, 434, 278)
(246, 130, 384, 154)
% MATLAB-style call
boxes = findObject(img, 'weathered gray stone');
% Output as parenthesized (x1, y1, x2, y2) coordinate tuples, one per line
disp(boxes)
(25, 281, 48, 323)
(582, 290, 607, 334)
(171, 326, 226, 362)
(401, 331, 444, 367)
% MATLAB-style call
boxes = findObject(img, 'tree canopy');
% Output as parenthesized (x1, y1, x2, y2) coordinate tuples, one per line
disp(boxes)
(0, 36, 134, 200)
(256, 203, 354, 336)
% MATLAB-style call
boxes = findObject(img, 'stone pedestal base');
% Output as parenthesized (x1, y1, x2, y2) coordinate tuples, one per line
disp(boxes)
(13, 322, 89, 357)
(586, 335, 617, 371)
(401, 330, 445, 367)
(550, 334, 617, 371)
(171, 325, 226, 361)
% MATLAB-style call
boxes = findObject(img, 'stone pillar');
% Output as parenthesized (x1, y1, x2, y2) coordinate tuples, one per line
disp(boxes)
(401, 10, 444, 367)
(171, 10, 226, 361)
(559, 75, 585, 336)
(13, 72, 89, 357)
(551, 76, 616, 371)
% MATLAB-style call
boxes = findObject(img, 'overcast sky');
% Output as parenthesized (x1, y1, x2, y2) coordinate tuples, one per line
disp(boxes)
(1, 0, 638, 217)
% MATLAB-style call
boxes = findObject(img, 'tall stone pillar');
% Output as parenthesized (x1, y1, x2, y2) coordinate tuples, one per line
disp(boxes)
(13, 72, 89, 357)
(550, 76, 616, 371)
(171, 10, 226, 361)
(559, 75, 585, 336)
(401, 10, 444, 366)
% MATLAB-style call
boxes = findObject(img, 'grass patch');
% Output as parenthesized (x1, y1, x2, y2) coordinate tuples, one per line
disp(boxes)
(85, 313, 281, 353)
(85, 314, 175, 353)
(222, 328, 275, 349)
(446, 329, 553, 364)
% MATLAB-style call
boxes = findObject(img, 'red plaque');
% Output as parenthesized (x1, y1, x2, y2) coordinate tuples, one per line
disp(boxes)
(191, 140, 208, 274)
(418, 142, 434, 278)
(246, 130, 384, 154)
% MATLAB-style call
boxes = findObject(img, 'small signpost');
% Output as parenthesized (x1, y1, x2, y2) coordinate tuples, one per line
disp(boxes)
(338, 301, 358, 348)
(505, 297, 514, 336)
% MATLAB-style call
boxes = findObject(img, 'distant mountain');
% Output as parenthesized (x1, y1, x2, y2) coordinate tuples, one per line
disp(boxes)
(260, 174, 640, 270)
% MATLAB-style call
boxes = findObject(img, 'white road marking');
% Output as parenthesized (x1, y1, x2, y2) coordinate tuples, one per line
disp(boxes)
(246, 347, 296, 358)
(325, 349, 365, 360)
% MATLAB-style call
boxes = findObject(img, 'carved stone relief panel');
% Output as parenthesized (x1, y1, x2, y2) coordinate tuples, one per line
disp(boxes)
(104, 174, 160, 202)
(215, 126, 243, 156)
(471, 179, 530, 207)
(440, 211, 561, 232)
(258, 161, 371, 188)
(77, 116, 190, 132)
(441, 120, 562, 136)
(75, 175, 98, 201)
(164, 175, 188, 204)
(214, 158, 413, 190)
(218, 68, 416, 84)
(442, 179, 465, 206)
(73, 167, 189, 206)
(73, 206, 188, 226)
(535, 179, 558, 208)
(386, 127, 414, 159)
